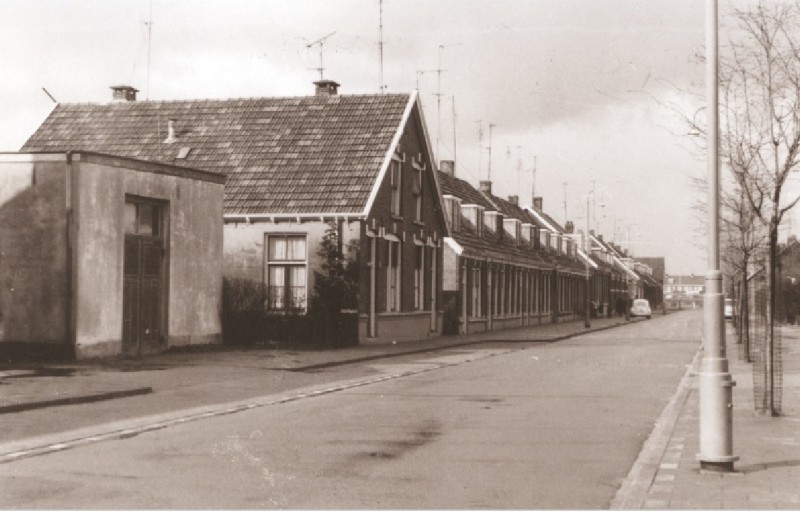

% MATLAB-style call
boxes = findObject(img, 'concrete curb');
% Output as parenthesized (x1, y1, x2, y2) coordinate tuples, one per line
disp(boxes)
(608, 347, 702, 509)
(3, 318, 641, 413)
(280, 319, 636, 372)
(0, 387, 154, 415)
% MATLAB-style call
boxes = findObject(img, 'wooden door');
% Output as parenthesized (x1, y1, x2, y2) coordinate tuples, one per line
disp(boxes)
(122, 200, 166, 356)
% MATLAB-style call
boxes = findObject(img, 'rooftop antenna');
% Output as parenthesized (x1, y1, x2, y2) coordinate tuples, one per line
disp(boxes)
(476, 120, 483, 179)
(531, 154, 537, 201)
(41, 87, 57, 103)
(515, 145, 522, 194)
(434, 43, 460, 158)
(145, 0, 153, 100)
(563, 182, 568, 221)
(378, 0, 386, 93)
(416, 69, 436, 90)
(452, 96, 458, 164)
(487, 123, 496, 182)
(306, 31, 337, 80)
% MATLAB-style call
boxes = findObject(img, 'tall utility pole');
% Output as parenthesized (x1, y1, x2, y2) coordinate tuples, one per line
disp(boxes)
(563, 182, 568, 222)
(698, 0, 737, 473)
(585, 186, 593, 329)
(378, 0, 386, 93)
(531, 155, 537, 201)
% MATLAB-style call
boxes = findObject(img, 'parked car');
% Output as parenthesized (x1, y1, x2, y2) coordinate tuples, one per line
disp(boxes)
(724, 298, 733, 319)
(630, 298, 652, 319)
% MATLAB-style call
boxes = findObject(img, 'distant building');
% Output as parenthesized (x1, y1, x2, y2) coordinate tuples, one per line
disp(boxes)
(664, 275, 705, 299)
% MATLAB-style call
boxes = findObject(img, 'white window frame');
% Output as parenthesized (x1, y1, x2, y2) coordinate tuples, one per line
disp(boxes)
(265, 234, 308, 312)
(386, 238, 402, 312)
(414, 244, 425, 310)
(471, 266, 482, 317)
(390, 159, 402, 216)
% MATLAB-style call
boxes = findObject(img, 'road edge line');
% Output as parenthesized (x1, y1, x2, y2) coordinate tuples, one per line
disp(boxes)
(608, 347, 701, 510)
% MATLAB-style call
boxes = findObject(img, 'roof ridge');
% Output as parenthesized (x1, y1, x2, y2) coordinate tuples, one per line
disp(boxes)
(52, 92, 411, 108)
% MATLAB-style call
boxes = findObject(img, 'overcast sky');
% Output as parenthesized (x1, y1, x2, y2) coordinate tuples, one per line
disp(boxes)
(3, 0, 782, 275)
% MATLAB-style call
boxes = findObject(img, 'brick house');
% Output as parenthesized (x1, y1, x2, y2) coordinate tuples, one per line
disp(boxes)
(438, 164, 586, 335)
(22, 81, 447, 345)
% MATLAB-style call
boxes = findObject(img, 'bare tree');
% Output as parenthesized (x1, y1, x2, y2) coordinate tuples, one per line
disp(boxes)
(720, 2, 800, 415)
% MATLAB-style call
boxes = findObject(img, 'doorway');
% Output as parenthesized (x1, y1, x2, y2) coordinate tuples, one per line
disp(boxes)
(122, 197, 167, 356)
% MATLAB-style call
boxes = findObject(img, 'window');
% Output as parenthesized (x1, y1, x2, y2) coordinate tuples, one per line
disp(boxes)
(386, 239, 401, 312)
(413, 166, 423, 221)
(444, 196, 461, 232)
(125, 200, 162, 237)
(266, 235, 307, 311)
(471, 266, 482, 317)
(390, 160, 402, 216)
(414, 245, 425, 310)
(462, 205, 483, 236)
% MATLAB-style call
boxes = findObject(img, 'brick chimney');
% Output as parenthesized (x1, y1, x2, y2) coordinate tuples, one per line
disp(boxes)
(508, 195, 519, 205)
(564, 221, 574, 234)
(533, 196, 543, 211)
(314, 79, 340, 97)
(111, 85, 138, 102)
(479, 180, 492, 195)
(440, 160, 455, 177)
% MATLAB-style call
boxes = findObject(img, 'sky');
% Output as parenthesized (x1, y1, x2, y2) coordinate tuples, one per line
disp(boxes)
(1, 0, 777, 275)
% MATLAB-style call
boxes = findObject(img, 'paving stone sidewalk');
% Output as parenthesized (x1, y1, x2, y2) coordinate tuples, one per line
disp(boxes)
(0, 315, 639, 414)
(613, 324, 800, 510)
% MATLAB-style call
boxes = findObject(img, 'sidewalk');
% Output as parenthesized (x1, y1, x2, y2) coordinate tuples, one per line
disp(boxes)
(612, 323, 800, 510)
(0, 314, 638, 415)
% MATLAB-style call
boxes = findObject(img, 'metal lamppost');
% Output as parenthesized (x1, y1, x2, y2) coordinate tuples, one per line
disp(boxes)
(698, 0, 737, 472)
(585, 189, 593, 328)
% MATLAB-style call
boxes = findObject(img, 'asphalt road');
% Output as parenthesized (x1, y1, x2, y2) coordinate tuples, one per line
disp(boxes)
(0, 311, 701, 509)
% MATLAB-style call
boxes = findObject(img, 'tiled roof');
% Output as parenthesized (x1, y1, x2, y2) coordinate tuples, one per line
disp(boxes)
(437, 171, 585, 273)
(438, 172, 495, 209)
(22, 94, 412, 214)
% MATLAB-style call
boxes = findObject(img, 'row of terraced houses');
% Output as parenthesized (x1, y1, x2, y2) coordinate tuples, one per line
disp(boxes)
(0, 81, 663, 359)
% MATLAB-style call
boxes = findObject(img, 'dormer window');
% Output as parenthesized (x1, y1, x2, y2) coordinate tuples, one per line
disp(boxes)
(503, 218, 521, 242)
(484, 211, 501, 236)
(540, 229, 548, 249)
(443, 195, 461, 232)
(462, 204, 484, 236)
(521, 223, 533, 244)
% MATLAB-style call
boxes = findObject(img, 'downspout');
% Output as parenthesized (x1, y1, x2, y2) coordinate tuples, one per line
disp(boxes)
(65, 151, 76, 358)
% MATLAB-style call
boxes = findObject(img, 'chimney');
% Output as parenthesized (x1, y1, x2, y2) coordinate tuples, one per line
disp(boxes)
(589, 229, 595, 237)
(111, 85, 138, 102)
(533, 196, 543, 211)
(508, 195, 519, 205)
(440, 160, 455, 177)
(598, 234, 604, 242)
(479, 180, 492, 195)
(164, 119, 177, 144)
(564, 221, 574, 234)
(313, 79, 340, 97)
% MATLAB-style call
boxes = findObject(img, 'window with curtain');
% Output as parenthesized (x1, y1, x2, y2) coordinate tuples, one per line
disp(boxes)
(386, 239, 401, 312)
(266, 235, 307, 311)
(413, 167, 423, 221)
(390, 160, 402, 216)
(471, 266, 482, 317)
(414, 245, 424, 310)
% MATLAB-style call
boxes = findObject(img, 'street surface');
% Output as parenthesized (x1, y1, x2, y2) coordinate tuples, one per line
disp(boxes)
(0, 311, 700, 509)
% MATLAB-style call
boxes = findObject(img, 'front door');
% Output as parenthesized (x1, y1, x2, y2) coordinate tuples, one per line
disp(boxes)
(122, 198, 167, 356)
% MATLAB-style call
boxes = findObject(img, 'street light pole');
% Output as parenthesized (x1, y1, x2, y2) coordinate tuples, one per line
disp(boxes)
(585, 190, 592, 329)
(698, 0, 737, 472)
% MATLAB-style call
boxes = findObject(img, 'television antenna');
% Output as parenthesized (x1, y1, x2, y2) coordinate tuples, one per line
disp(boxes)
(306, 31, 337, 80)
